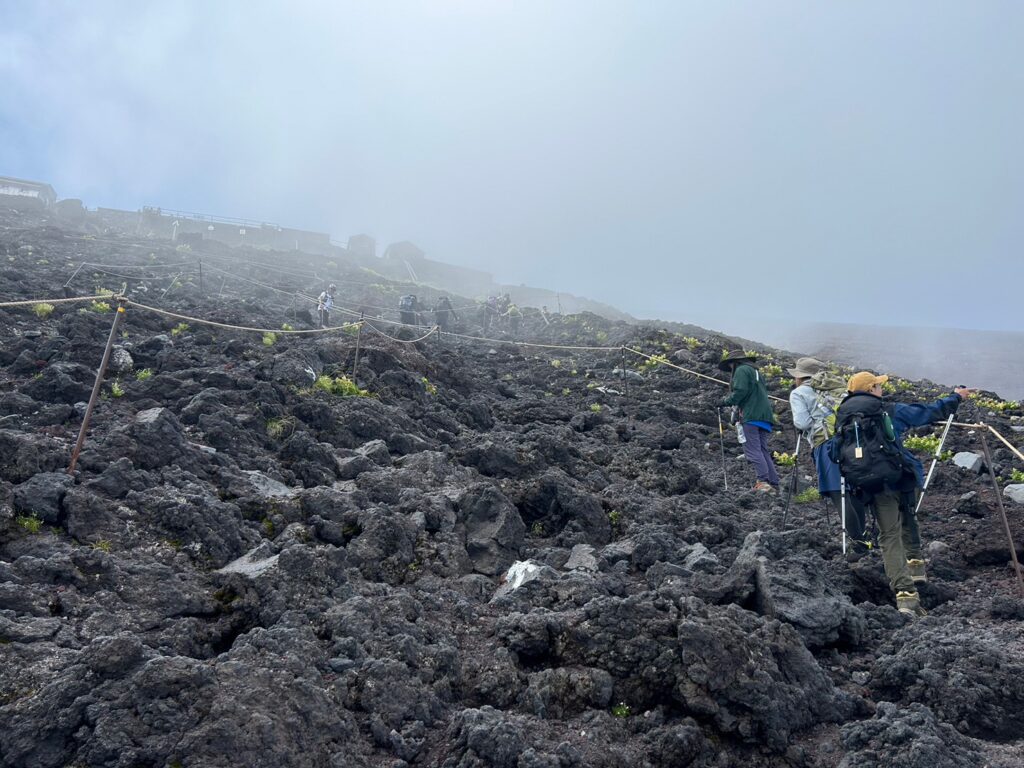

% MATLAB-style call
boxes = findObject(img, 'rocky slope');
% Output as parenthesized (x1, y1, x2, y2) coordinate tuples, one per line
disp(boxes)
(1, 210, 1023, 768)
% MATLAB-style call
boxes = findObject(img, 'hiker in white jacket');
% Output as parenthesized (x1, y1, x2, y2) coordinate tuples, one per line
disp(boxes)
(788, 357, 870, 555)
(317, 284, 336, 328)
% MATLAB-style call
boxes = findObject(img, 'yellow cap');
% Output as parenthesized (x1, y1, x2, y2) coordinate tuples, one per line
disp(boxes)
(847, 371, 888, 393)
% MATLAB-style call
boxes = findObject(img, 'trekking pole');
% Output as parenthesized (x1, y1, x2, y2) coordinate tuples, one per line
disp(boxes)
(717, 408, 728, 491)
(980, 433, 1024, 597)
(840, 475, 847, 555)
(914, 413, 955, 516)
(68, 299, 127, 474)
(781, 435, 802, 530)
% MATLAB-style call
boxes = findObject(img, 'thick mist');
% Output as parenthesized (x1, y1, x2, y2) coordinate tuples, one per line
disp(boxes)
(1, 2, 1021, 336)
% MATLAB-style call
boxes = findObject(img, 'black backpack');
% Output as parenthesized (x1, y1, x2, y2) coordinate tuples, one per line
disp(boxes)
(829, 398, 911, 493)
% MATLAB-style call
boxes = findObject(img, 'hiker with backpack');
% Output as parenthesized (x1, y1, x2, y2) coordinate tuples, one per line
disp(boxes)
(789, 357, 870, 554)
(718, 350, 780, 492)
(398, 294, 419, 326)
(317, 284, 336, 328)
(434, 296, 458, 333)
(829, 372, 976, 617)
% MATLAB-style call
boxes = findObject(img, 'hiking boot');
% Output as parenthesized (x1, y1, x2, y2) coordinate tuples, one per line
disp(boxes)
(753, 482, 774, 493)
(896, 590, 927, 618)
(907, 558, 928, 584)
(845, 547, 868, 563)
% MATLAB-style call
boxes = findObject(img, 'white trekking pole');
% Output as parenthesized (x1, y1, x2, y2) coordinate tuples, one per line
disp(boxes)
(914, 413, 954, 516)
(840, 475, 847, 555)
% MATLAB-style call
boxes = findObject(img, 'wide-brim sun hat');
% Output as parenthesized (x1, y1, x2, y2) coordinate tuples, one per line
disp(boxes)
(788, 356, 827, 379)
(718, 350, 757, 371)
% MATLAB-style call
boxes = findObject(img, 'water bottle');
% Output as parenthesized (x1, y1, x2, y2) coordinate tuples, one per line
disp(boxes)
(736, 422, 747, 444)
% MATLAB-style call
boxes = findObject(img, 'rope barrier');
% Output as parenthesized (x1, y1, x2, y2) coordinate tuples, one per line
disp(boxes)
(122, 298, 364, 336)
(363, 322, 438, 344)
(622, 346, 789, 403)
(10, 276, 1024, 462)
(952, 422, 1024, 464)
(0, 294, 113, 308)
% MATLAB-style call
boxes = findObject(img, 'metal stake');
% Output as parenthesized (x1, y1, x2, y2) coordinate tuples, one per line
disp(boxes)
(980, 433, 1024, 596)
(68, 300, 127, 474)
(198, 260, 204, 294)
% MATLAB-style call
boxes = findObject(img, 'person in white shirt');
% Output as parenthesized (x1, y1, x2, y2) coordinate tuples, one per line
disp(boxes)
(317, 284, 336, 328)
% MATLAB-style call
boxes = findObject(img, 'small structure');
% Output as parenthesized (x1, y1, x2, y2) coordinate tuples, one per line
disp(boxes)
(383, 241, 426, 262)
(347, 234, 376, 259)
(0, 175, 57, 209)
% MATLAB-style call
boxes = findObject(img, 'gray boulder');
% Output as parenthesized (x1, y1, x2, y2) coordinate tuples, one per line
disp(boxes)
(952, 452, 985, 473)
(1003, 484, 1024, 505)
(458, 484, 526, 576)
(12, 471, 74, 524)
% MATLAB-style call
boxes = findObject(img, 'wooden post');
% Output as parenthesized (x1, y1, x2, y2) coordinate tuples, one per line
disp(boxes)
(198, 260, 204, 294)
(68, 300, 127, 474)
(980, 433, 1024, 596)
(351, 314, 363, 380)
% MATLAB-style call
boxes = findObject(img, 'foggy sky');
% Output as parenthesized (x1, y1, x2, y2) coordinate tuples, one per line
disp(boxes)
(2, 2, 1021, 336)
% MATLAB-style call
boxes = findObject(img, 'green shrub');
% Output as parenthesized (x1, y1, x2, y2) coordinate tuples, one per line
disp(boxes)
(761, 364, 783, 377)
(313, 374, 370, 397)
(281, 323, 294, 331)
(266, 417, 294, 439)
(903, 434, 941, 454)
(16, 514, 42, 534)
(422, 377, 437, 396)
(262, 332, 277, 346)
(92, 539, 112, 552)
(135, 368, 153, 382)
(793, 488, 820, 504)
(110, 380, 125, 398)
(611, 702, 631, 718)
(88, 300, 111, 313)
(682, 336, 701, 350)
(971, 395, 1019, 412)
(32, 302, 55, 319)
(550, 359, 562, 368)
(773, 451, 797, 467)
(638, 353, 668, 373)
(1009, 468, 1024, 484)
(171, 322, 189, 336)
(590, 403, 602, 413)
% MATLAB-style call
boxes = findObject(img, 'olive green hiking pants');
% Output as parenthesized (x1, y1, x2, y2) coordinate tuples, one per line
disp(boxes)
(873, 490, 915, 593)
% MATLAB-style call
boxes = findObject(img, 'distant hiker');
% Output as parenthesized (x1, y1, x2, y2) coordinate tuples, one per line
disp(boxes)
(830, 372, 975, 617)
(317, 284, 336, 328)
(504, 303, 523, 336)
(434, 296, 458, 333)
(718, 350, 779, 492)
(480, 296, 499, 333)
(399, 294, 419, 326)
(789, 357, 870, 554)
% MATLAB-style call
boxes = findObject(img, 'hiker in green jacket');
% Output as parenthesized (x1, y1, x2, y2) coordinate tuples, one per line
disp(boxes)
(718, 349, 779, 492)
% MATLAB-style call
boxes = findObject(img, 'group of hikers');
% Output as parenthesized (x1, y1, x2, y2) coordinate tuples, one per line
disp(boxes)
(316, 283, 525, 337)
(318, 279, 980, 619)
(719, 349, 976, 618)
